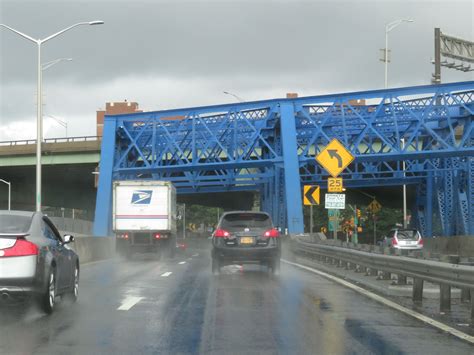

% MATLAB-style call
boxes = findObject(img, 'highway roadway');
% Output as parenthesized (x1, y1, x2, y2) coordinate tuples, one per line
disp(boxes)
(1, 245, 472, 355)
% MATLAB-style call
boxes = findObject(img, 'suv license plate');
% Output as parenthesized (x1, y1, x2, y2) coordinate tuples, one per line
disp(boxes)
(240, 237, 254, 244)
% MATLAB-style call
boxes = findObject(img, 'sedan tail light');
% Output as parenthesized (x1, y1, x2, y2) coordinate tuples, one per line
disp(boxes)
(214, 229, 230, 238)
(263, 229, 280, 238)
(0, 239, 38, 258)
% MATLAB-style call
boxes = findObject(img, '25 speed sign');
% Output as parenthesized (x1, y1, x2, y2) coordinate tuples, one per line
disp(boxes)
(328, 177, 343, 192)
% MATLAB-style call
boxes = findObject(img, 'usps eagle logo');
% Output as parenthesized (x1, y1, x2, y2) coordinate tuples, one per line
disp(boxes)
(131, 190, 153, 205)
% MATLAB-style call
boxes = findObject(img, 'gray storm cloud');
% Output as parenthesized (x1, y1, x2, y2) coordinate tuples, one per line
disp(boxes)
(0, 0, 473, 139)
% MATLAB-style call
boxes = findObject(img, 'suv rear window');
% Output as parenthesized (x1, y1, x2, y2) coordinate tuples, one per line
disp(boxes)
(221, 213, 272, 229)
(396, 230, 419, 240)
(0, 214, 33, 234)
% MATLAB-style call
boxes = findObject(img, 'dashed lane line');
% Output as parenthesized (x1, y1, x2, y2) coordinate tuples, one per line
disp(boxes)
(179, 261, 186, 265)
(161, 272, 172, 277)
(282, 259, 474, 345)
(117, 296, 144, 311)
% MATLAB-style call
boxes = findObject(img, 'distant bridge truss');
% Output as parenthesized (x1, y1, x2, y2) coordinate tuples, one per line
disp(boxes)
(94, 81, 474, 237)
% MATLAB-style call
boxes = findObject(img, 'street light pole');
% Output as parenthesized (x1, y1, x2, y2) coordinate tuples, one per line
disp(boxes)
(0, 179, 11, 210)
(0, 21, 104, 212)
(223, 91, 245, 102)
(384, 19, 414, 88)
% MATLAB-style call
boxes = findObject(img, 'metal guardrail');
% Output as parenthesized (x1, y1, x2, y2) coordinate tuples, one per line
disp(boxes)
(291, 237, 474, 318)
(0, 135, 101, 146)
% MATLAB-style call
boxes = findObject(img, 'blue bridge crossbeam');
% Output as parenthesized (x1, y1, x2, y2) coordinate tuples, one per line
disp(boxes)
(93, 81, 474, 237)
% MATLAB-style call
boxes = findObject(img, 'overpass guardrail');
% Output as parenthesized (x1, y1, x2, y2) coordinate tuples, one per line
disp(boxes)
(0, 135, 101, 146)
(289, 236, 474, 319)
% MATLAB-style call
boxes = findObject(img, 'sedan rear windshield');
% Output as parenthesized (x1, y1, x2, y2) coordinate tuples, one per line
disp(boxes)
(396, 230, 419, 240)
(221, 213, 272, 229)
(0, 215, 33, 234)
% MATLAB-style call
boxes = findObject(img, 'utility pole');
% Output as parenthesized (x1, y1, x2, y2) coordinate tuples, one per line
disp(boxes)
(373, 214, 377, 245)
(183, 203, 186, 239)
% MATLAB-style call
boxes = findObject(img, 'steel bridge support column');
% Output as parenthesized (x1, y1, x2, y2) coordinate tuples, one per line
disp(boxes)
(436, 159, 455, 236)
(425, 173, 433, 238)
(279, 102, 304, 234)
(469, 156, 474, 234)
(415, 181, 427, 237)
(93, 117, 117, 236)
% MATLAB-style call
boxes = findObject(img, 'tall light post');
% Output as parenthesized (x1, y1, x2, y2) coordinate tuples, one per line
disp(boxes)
(0, 179, 11, 211)
(223, 91, 245, 102)
(0, 21, 104, 212)
(383, 19, 414, 88)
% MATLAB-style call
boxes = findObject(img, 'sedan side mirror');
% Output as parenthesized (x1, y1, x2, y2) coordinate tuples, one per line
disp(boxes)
(63, 234, 75, 244)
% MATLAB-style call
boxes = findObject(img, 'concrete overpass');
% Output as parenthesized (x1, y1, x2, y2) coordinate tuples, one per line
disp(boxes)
(0, 136, 100, 215)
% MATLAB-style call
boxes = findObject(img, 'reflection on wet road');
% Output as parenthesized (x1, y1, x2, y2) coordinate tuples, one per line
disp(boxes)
(1, 249, 472, 354)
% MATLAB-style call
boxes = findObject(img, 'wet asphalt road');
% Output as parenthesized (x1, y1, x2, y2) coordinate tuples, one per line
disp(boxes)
(1, 247, 473, 355)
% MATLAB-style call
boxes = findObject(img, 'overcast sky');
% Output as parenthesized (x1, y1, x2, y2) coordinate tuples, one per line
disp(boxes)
(1, 0, 473, 140)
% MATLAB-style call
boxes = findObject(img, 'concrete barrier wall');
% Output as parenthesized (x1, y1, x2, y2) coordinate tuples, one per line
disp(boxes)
(51, 217, 93, 235)
(424, 236, 474, 257)
(70, 236, 115, 264)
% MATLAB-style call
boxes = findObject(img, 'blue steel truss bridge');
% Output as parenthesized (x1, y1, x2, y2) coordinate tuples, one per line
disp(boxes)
(94, 81, 474, 238)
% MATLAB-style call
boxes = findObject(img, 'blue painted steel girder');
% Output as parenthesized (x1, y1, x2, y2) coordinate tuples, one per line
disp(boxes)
(93, 81, 474, 237)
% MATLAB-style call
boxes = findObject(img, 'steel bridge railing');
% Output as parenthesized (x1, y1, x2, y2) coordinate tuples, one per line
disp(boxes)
(0, 135, 101, 146)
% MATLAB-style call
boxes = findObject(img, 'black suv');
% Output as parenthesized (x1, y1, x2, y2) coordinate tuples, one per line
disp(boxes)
(211, 211, 281, 275)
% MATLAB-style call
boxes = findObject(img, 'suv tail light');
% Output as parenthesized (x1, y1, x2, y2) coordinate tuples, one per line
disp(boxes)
(418, 238, 423, 245)
(214, 229, 230, 238)
(263, 229, 280, 238)
(0, 239, 38, 258)
(391, 238, 398, 246)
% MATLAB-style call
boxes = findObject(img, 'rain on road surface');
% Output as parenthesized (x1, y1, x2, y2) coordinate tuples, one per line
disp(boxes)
(1, 245, 472, 355)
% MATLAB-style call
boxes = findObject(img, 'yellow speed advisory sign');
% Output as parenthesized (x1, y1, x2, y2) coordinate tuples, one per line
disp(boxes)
(328, 177, 343, 192)
(316, 139, 355, 177)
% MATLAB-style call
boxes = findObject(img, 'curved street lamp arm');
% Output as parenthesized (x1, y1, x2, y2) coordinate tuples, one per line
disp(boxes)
(42, 58, 73, 71)
(0, 24, 38, 43)
(42, 22, 91, 43)
(386, 19, 414, 33)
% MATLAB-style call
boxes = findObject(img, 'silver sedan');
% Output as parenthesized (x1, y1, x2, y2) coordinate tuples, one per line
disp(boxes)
(0, 210, 79, 313)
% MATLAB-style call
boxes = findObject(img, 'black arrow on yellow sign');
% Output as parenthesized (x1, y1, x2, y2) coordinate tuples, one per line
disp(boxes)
(327, 149, 343, 168)
(303, 185, 320, 205)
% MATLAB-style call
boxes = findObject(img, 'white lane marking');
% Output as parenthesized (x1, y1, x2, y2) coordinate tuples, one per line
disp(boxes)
(281, 259, 474, 345)
(117, 296, 144, 311)
(192, 253, 199, 257)
(161, 272, 172, 277)
(179, 261, 186, 265)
